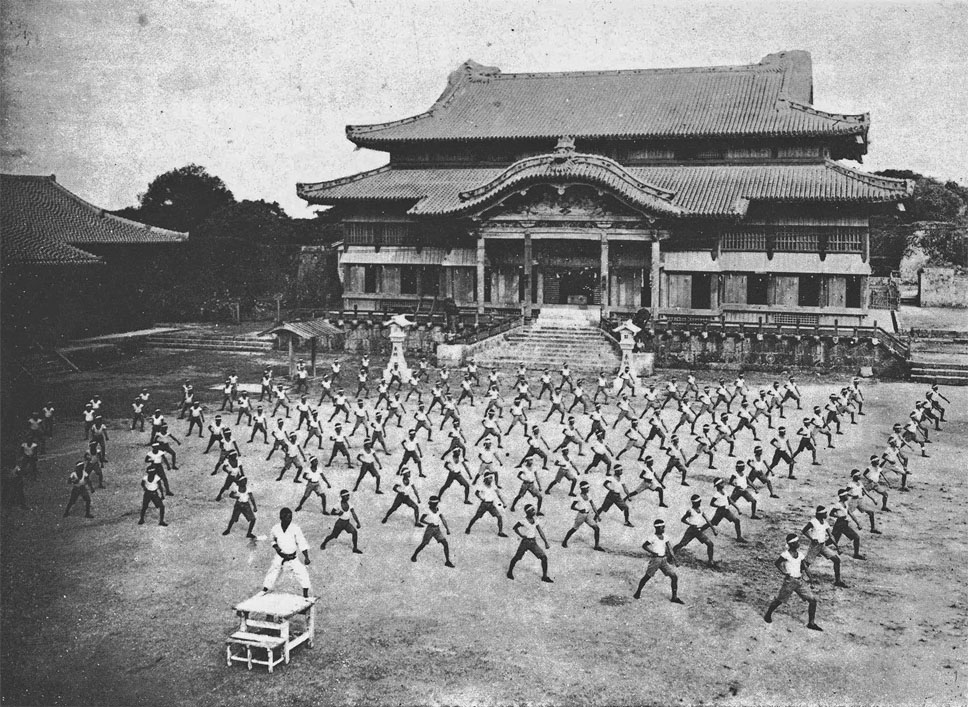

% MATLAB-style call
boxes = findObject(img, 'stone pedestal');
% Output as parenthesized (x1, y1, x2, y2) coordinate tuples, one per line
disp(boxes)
(613, 320, 642, 372)
(383, 314, 414, 380)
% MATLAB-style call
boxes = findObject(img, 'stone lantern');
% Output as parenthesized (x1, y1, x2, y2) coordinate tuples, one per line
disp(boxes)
(384, 313, 414, 380)
(613, 318, 654, 379)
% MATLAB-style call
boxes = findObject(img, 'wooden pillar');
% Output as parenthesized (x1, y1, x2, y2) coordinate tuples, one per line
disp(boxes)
(651, 238, 661, 317)
(476, 234, 486, 317)
(536, 270, 544, 308)
(288, 336, 295, 378)
(523, 231, 533, 321)
(600, 230, 609, 319)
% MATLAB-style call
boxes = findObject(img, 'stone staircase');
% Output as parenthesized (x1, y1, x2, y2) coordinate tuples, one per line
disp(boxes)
(908, 329, 968, 386)
(473, 308, 621, 373)
(144, 329, 274, 353)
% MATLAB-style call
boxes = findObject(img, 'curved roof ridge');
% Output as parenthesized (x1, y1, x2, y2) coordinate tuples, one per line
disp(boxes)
(785, 100, 869, 125)
(824, 160, 913, 193)
(297, 164, 394, 196)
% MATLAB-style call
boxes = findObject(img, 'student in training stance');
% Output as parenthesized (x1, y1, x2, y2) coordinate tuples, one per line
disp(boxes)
(438, 449, 473, 504)
(543, 388, 567, 424)
(154, 425, 181, 470)
(349, 399, 371, 438)
(561, 481, 604, 551)
(404, 369, 422, 404)
(382, 470, 423, 526)
(536, 369, 554, 400)
(295, 361, 310, 395)
(398, 430, 424, 477)
(747, 445, 778, 498)
(413, 405, 433, 441)
(203, 415, 226, 454)
(627, 455, 668, 508)
(514, 376, 533, 410)
(732, 402, 760, 442)
(781, 375, 802, 410)
(440, 419, 467, 460)
(595, 466, 634, 527)
(138, 465, 168, 526)
(222, 476, 257, 538)
(672, 494, 717, 567)
(474, 439, 504, 487)
(385, 393, 406, 429)
(3, 464, 29, 511)
(709, 478, 746, 542)
(326, 424, 353, 469)
(259, 368, 273, 402)
(830, 490, 866, 560)
(177, 381, 194, 419)
(212, 429, 240, 475)
(411, 496, 455, 567)
(670, 399, 699, 436)
(792, 418, 819, 466)
(64, 458, 94, 518)
(712, 413, 736, 458)
(352, 442, 383, 494)
(615, 419, 647, 461)
(686, 424, 717, 470)
(846, 469, 882, 534)
(584, 404, 607, 442)
(218, 378, 234, 412)
(266, 418, 289, 460)
(465, 472, 508, 537)
(507, 504, 553, 583)
(18, 438, 40, 478)
(801, 506, 848, 588)
(355, 366, 370, 399)
(272, 383, 291, 419)
(367, 413, 390, 455)
(184, 401, 204, 439)
(476, 410, 504, 448)
(317, 375, 334, 405)
(131, 398, 146, 432)
(729, 460, 760, 519)
(862, 456, 892, 511)
(763, 533, 822, 631)
(90, 418, 109, 463)
(505, 397, 529, 437)
(294, 395, 313, 430)
(567, 380, 589, 415)
(456, 375, 475, 406)
(439, 395, 460, 431)
(633, 519, 683, 603)
(558, 361, 574, 394)
(263, 507, 312, 597)
(660, 378, 682, 410)
(83, 450, 105, 491)
(769, 426, 797, 478)
(544, 448, 580, 497)
(659, 435, 690, 486)
(320, 490, 363, 554)
(296, 456, 331, 512)
(809, 405, 835, 450)
(509, 458, 544, 516)
(584, 432, 614, 474)
(215, 451, 245, 501)
(302, 410, 325, 450)
(82, 403, 96, 440)
(277, 433, 306, 482)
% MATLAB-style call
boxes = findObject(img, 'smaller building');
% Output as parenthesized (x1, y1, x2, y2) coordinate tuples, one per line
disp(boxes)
(1, 174, 188, 342)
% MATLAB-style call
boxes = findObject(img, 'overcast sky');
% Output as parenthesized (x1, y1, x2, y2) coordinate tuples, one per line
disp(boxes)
(2, 0, 967, 218)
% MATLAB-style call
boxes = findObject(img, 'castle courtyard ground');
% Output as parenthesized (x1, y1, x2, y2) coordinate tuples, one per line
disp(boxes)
(2, 348, 966, 706)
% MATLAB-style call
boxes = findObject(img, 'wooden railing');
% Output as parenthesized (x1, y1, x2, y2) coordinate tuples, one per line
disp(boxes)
(604, 314, 912, 360)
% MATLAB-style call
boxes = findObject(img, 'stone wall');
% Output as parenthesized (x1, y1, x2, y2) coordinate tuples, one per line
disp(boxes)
(919, 267, 968, 307)
(653, 332, 906, 378)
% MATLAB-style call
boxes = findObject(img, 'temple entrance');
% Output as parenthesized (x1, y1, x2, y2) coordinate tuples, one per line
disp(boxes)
(542, 267, 600, 306)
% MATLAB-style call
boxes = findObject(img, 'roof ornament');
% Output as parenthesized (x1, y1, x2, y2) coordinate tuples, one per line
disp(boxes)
(550, 136, 577, 173)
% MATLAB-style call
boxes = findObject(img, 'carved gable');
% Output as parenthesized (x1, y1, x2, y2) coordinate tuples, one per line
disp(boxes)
(481, 184, 645, 221)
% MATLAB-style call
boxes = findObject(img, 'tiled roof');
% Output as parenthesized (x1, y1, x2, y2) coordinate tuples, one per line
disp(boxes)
(297, 160, 911, 219)
(346, 52, 868, 145)
(0, 219, 105, 266)
(1, 174, 188, 254)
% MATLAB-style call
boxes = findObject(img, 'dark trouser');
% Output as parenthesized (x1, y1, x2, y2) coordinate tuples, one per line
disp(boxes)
(441, 439, 466, 459)
(277, 456, 303, 481)
(673, 525, 714, 563)
(439, 471, 471, 502)
(412, 525, 451, 563)
(584, 453, 611, 474)
(296, 483, 328, 512)
(19, 456, 38, 478)
(139, 491, 165, 523)
(65, 486, 92, 516)
(328, 443, 352, 467)
(770, 450, 795, 475)
(216, 474, 242, 499)
(508, 537, 549, 578)
(321, 518, 358, 550)
(204, 434, 222, 453)
(353, 463, 380, 492)
(794, 438, 817, 461)
(226, 502, 256, 534)
(249, 424, 268, 443)
(131, 414, 145, 431)
(521, 446, 548, 468)
(383, 493, 420, 524)
(466, 501, 503, 534)
(267, 439, 286, 460)
(596, 491, 630, 523)
(711, 506, 742, 539)
(220, 395, 234, 412)
(237, 409, 252, 426)
(832, 518, 862, 557)
(187, 418, 203, 437)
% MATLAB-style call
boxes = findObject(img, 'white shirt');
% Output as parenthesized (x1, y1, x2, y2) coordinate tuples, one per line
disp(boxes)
(270, 522, 309, 555)
(517, 520, 539, 539)
(780, 549, 804, 578)
(644, 534, 667, 557)
(806, 517, 829, 543)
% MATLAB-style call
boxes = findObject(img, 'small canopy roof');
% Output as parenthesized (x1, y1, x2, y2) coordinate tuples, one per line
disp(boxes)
(268, 318, 344, 340)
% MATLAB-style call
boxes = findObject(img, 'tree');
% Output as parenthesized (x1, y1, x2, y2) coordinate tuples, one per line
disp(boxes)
(122, 164, 236, 233)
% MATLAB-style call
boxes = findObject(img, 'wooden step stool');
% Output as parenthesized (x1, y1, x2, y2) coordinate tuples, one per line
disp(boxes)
(225, 631, 286, 672)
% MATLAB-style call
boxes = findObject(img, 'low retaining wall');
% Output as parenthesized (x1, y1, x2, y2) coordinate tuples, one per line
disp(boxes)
(653, 333, 906, 378)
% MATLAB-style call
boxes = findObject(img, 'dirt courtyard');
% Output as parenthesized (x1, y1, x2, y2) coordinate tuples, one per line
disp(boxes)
(1, 349, 966, 706)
